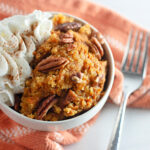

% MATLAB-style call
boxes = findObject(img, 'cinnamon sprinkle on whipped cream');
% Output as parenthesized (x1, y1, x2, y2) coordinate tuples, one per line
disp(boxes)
(0, 10, 53, 106)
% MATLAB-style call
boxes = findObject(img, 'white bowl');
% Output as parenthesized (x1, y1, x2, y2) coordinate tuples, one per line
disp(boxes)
(0, 12, 115, 131)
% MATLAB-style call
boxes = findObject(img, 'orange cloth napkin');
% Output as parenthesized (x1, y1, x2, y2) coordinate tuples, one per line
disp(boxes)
(0, 0, 150, 149)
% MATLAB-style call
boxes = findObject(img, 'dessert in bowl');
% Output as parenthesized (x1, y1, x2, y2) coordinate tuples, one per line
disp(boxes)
(0, 10, 114, 131)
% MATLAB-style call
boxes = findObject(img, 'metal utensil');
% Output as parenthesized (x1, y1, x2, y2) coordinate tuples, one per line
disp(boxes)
(107, 30, 149, 150)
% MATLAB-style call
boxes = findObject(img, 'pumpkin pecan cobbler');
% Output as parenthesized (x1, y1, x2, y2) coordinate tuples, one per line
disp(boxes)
(14, 14, 107, 121)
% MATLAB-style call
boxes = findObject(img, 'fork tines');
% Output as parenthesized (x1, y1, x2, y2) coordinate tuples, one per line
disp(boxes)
(121, 30, 149, 77)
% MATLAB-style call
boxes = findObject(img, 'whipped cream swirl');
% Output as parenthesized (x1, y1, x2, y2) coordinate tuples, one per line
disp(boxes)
(0, 10, 53, 106)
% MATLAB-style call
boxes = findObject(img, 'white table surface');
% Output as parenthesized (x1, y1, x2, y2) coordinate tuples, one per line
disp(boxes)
(65, 0, 150, 150)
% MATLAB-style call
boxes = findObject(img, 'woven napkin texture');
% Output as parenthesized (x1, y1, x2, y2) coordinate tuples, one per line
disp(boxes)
(0, 0, 150, 150)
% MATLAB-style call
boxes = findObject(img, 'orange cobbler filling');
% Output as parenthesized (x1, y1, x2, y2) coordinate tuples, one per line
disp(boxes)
(17, 14, 107, 121)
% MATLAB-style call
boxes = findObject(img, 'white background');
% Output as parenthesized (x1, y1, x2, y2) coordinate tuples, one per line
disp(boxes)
(65, 0, 150, 150)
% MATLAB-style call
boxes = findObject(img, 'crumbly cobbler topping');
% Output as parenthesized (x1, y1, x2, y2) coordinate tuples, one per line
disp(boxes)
(14, 14, 107, 121)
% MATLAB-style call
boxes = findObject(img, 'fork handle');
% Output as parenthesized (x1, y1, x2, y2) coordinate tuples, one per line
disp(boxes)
(107, 92, 129, 150)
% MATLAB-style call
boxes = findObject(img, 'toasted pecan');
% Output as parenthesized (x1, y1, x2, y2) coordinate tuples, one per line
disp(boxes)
(89, 31, 105, 60)
(91, 37, 104, 57)
(96, 32, 105, 45)
(55, 22, 82, 32)
(36, 56, 69, 73)
(71, 72, 84, 83)
(36, 95, 58, 120)
(61, 90, 78, 107)
(59, 32, 74, 44)
(91, 31, 105, 44)
(89, 43, 102, 60)
(66, 43, 76, 51)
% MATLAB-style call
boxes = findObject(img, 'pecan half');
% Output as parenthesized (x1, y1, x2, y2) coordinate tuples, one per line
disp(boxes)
(55, 22, 82, 32)
(90, 43, 102, 60)
(89, 36, 104, 60)
(71, 72, 84, 83)
(59, 32, 74, 44)
(36, 56, 69, 73)
(61, 90, 78, 107)
(36, 95, 58, 120)
(66, 43, 76, 52)
(14, 94, 22, 112)
(96, 32, 105, 45)
(91, 37, 104, 57)
(91, 31, 105, 45)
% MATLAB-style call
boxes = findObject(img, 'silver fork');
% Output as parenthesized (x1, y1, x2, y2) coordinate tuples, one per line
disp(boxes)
(107, 30, 149, 150)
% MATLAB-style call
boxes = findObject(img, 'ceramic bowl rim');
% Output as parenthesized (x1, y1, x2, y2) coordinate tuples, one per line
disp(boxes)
(0, 11, 115, 126)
